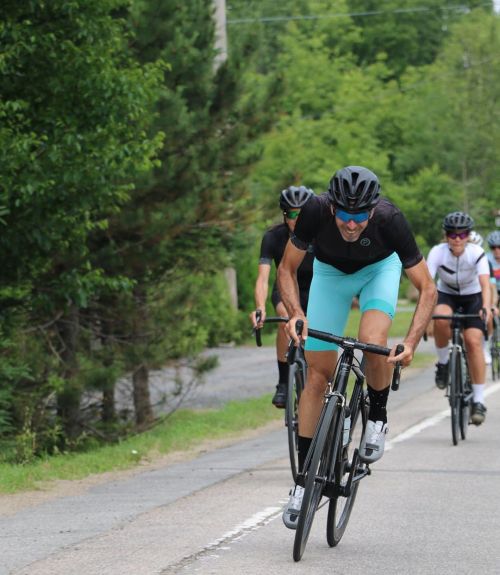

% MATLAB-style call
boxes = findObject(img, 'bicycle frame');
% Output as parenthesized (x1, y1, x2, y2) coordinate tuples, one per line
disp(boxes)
(297, 344, 367, 496)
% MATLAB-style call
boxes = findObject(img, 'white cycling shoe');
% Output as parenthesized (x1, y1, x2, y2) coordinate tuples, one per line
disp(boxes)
(282, 485, 304, 529)
(359, 420, 388, 463)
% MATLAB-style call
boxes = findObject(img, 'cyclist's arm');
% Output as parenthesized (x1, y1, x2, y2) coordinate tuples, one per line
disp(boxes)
(487, 262, 498, 312)
(479, 273, 492, 322)
(277, 239, 307, 343)
(250, 263, 271, 328)
(390, 259, 437, 366)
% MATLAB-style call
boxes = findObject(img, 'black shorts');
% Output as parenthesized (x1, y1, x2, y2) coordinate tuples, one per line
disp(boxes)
(437, 291, 484, 330)
(271, 285, 309, 313)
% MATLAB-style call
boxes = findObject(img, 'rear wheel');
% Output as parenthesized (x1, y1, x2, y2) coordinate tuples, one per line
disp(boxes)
(293, 397, 340, 562)
(286, 360, 305, 482)
(449, 347, 461, 446)
(326, 384, 367, 547)
(491, 326, 500, 381)
(459, 354, 471, 440)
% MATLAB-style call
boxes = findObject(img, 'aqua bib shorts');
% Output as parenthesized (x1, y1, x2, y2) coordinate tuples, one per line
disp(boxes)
(305, 253, 402, 351)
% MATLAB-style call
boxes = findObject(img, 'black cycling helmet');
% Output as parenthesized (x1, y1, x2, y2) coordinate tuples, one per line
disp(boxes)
(279, 185, 314, 211)
(442, 211, 474, 232)
(328, 166, 381, 212)
(487, 230, 500, 247)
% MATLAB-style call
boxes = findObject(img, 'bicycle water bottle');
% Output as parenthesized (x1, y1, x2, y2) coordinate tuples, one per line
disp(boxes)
(342, 409, 351, 447)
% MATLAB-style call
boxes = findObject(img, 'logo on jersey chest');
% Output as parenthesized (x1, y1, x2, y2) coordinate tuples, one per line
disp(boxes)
(360, 238, 371, 247)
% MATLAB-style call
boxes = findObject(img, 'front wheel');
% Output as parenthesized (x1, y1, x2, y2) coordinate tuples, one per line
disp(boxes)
(286, 360, 305, 482)
(460, 355, 472, 440)
(326, 386, 368, 547)
(449, 348, 461, 446)
(293, 397, 339, 562)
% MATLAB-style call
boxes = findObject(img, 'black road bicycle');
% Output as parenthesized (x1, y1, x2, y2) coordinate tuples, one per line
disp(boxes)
(254, 314, 307, 482)
(431, 311, 479, 446)
(490, 313, 500, 381)
(286, 326, 403, 562)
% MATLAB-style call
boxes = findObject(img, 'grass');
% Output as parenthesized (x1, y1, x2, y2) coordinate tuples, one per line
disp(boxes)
(0, 395, 282, 494)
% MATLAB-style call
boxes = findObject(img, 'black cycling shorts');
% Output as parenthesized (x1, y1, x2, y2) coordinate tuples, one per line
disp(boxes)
(437, 291, 484, 331)
(271, 285, 309, 313)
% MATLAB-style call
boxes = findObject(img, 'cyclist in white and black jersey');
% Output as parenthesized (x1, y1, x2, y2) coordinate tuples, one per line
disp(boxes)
(426, 212, 491, 425)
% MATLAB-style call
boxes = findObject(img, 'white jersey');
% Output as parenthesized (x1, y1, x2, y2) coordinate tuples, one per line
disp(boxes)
(426, 242, 489, 295)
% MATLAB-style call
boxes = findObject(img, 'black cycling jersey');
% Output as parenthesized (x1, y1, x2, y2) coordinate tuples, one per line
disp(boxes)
(292, 193, 422, 274)
(259, 223, 314, 304)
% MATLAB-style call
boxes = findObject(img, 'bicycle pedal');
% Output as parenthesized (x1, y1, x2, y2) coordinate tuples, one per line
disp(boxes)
(296, 473, 305, 488)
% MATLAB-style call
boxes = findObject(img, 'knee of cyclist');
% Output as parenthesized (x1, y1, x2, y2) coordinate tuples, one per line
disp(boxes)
(307, 369, 330, 390)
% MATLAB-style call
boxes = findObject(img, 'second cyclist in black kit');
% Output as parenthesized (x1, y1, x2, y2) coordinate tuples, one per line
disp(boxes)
(250, 186, 315, 407)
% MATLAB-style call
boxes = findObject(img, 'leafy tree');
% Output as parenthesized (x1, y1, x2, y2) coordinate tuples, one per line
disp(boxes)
(392, 9, 500, 228)
(0, 0, 163, 443)
(346, 0, 494, 78)
(86, 0, 262, 425)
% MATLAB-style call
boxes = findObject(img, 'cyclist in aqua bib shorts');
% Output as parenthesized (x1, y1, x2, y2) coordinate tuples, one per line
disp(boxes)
(278, 166, 436, 529)
(250, 186, 315, 408)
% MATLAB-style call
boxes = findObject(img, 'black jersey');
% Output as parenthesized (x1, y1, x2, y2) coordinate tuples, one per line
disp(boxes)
(259, 223, 314, 294)
(292, 193, 422, 274)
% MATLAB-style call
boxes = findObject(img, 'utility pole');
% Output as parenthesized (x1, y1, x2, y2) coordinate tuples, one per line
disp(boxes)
(213, 0, 227, 69)
(213, 0, 236, 309)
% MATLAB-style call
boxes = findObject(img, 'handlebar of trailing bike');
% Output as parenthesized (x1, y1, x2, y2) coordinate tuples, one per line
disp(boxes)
(253, 315, 404, 391)
(430, 310, 488, 340)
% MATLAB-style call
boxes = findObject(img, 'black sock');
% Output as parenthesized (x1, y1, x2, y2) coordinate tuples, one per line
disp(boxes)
(367, 385, 389, 424)
(298, 435, 312, 472)
(278, 360, 289, 384)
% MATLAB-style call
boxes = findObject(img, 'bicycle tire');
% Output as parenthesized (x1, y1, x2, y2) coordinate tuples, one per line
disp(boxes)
(286, 361, 305, 482)
(459, 356, 471, 440)
(326, 384, 368, 547)
(449, 347, 461, 446)
(491, 326, 500, 381)
(293, 396, 340, 562)
(490, 331, 496, 380)
(494, 348, 500, 382)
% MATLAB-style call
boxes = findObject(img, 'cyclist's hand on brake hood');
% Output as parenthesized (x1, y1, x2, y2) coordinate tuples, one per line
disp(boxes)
(387, 342, 413, 368)
(286, 315, 307, 346)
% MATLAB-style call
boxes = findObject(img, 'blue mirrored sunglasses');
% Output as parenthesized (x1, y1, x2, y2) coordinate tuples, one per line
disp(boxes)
(336, 208, 370, 223)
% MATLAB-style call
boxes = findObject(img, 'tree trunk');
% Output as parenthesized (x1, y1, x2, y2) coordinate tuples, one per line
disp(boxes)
(56, 306, 81, 440)
(130, 288, 154, 426)
(102, 386, 115, 423)
(100, 317, 116, 424)
(132, 363, 153, 426)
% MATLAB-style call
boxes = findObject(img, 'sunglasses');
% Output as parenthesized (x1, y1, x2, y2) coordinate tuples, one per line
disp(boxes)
(336, 208, 370, 223)
(285, 210, 300, 220)
(446, 231, 469, 240)
(492, 246, 500, 250)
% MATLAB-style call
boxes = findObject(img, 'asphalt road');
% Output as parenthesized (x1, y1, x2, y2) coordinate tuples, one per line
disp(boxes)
(2, 342, 500, 574)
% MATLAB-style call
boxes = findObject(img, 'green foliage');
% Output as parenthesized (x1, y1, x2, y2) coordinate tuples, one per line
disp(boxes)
(391, 10, 500, 230)
(0, 1, 163, 303)
(0, 0, 163, 445)
(391, 165, 462, 249)
(346, 0, 489, 78)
